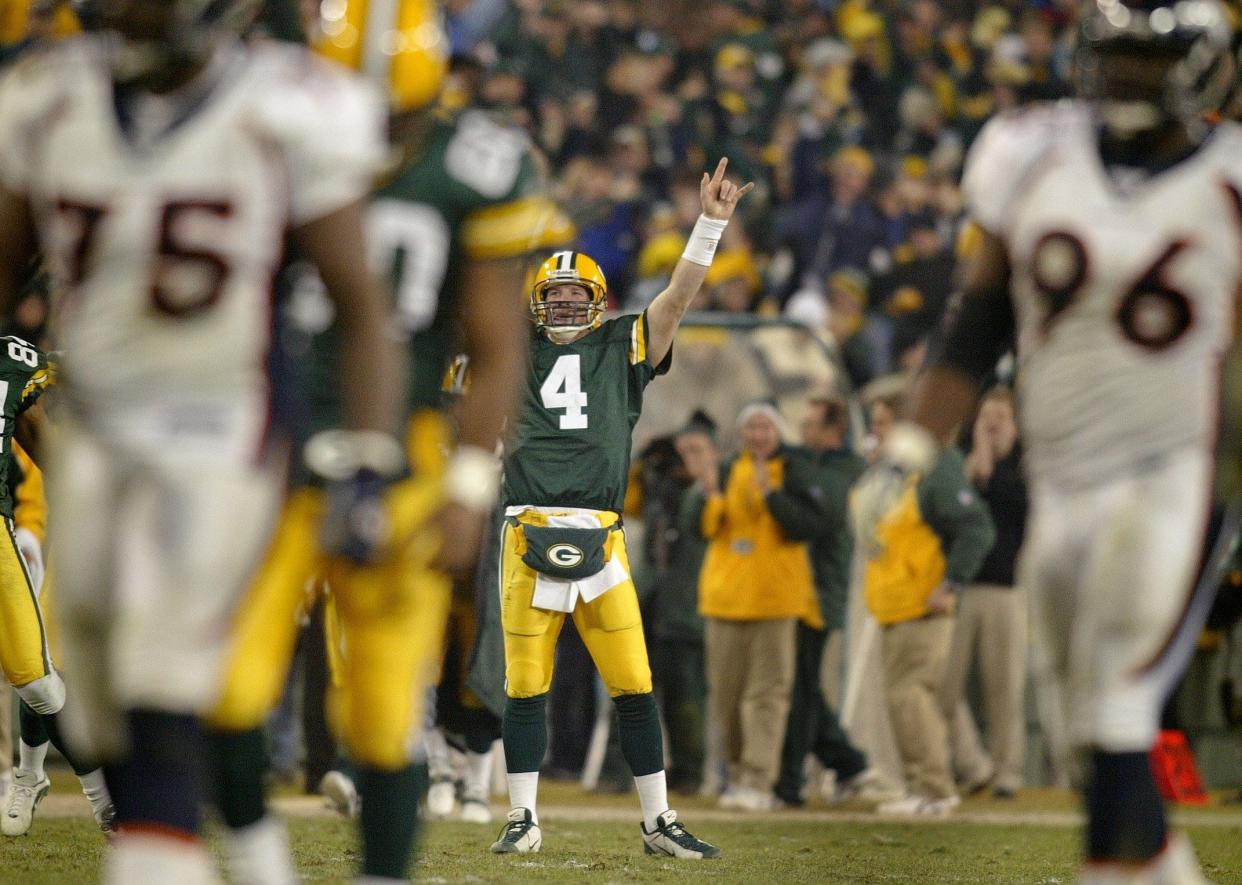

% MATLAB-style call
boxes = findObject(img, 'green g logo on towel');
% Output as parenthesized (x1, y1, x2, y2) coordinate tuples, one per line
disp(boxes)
(547, 543, 586, 568)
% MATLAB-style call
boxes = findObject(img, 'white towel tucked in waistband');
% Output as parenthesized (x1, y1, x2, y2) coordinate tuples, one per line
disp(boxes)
(506, 507, 629, 613)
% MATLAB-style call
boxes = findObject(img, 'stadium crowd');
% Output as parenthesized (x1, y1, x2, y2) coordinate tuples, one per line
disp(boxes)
(1, 0, 1241, 871)
(439, 0, 1077, 383)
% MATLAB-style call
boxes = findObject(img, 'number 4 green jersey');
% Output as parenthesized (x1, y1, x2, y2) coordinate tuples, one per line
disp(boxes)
(503, 312, 671, 513)
(0, 337, 52, 519)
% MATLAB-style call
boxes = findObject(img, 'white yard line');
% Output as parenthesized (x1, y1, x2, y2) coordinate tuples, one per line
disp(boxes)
(30, 794, 1242, 829)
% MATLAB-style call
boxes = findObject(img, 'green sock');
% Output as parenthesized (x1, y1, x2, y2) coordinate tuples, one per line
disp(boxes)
(502, 694, 548, 773)
(206, 726, 268, 829)
(358, 762, 426, 878)
(614, 693, 664, 777)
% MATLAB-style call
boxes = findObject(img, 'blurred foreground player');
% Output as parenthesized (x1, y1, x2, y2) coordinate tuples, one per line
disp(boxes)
(888, 1, 1240, 881)
(0, 1, 401, 881)
(0, 355, 113, 837)
(205, 1, 545, 880)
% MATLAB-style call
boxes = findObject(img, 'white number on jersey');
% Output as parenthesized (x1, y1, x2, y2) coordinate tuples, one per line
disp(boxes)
(6, 341, 38, 368)
(366, 199, 451, 337)
(540, 354, 588, 430)
(444, 111, 526, 198)
(0, 380, 8, 435)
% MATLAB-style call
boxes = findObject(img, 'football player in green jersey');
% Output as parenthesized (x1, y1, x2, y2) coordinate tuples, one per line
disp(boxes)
(491, 160, 752, 859)
(203, 2, 552, 882)
(0, 341, 114, 836)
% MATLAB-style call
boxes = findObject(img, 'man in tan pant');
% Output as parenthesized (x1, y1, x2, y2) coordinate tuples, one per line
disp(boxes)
(853, 395, 995, 816)
(940, 585, 1027, 796)
(0, 690, 10, 795)
(705, 619, 798, 797)
(882, 616, 957, 801)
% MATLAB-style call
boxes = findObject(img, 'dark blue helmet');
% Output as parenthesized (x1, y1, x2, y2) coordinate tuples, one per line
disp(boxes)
(92, 0, 259, 86)
(1076, 0, 1235, 135)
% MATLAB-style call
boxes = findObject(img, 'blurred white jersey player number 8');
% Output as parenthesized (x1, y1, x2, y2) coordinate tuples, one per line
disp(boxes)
(0, 0, 403, 880)
(893, 0, 1241, 879)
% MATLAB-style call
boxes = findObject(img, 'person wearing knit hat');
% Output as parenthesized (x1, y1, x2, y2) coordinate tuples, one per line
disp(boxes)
(689, 399, 822, 812)
(734, 399, 785, 434)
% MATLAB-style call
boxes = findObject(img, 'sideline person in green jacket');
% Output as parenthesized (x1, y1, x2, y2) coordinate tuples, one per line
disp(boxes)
(629, 412, 718, 794)
(853, 394, 995, 816)
(770, 395, 877, 807)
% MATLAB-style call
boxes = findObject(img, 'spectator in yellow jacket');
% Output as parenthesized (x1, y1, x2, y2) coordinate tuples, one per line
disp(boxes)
(689, 401, 822, 812)
(852, 394, 994, 817)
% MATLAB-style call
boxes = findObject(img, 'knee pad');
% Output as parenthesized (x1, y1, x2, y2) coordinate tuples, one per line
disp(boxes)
(15, 670, 66, 715)
(340, 714, 419, 772)
(603, 664, 653, 697)
(505, 660, 552, 698)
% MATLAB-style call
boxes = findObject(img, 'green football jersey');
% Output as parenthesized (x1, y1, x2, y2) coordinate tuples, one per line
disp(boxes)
(306, 109, 550, 429)
(503, 312, 670, 513)
(0, 336, 51, 519)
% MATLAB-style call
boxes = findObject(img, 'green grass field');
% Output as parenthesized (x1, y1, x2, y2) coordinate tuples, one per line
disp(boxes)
(3, 779, 1242, 883)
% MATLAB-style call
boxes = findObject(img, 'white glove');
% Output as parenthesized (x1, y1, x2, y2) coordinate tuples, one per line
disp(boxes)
(14, 527, 44, 597)
(884, 421, 939, 475)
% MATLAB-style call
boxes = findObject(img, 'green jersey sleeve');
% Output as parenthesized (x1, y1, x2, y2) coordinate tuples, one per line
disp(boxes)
(625, 310, 672, 388)
(0, 337, 50, 519)
(0, 337, 51, 416)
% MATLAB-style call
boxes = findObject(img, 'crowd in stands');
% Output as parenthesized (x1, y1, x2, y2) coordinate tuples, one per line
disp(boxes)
(443, 0, 1077, 384)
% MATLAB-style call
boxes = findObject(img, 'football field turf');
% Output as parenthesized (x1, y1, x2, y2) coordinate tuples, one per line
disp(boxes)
(4, 780, 1242, 883)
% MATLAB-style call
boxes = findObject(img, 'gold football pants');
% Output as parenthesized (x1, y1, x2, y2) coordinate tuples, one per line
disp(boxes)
(0, 518, 63, 713)
(209, 414, 452, 770)
(499, 511, 652, 699)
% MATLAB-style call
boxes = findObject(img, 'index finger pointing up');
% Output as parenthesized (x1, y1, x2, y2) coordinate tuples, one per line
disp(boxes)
(712, 157, 729, 185)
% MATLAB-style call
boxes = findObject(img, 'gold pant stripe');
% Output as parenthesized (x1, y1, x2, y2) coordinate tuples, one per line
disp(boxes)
(0, 516, 52, 687)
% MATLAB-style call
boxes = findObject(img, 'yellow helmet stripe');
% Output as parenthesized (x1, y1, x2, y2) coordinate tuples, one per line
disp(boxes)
(318, 0, 369, 69)
(390, 0, 448, 110)
(361, 0, 398, 82)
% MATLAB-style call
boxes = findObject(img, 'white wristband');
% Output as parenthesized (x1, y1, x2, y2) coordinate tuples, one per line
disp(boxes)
(444, 445, 502, 514)
(304, 429, 406, 481)
(681, 214, 729, 266)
